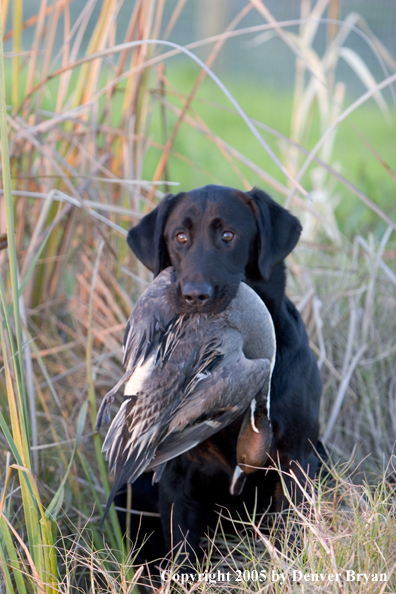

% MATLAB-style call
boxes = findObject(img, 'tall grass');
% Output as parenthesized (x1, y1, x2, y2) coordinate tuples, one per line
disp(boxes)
(0, 0, 395, 592)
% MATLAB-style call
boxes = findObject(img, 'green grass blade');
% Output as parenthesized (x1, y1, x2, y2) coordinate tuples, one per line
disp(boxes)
(0, 518, 27, 594)
(1, 0, 27, 411)
(0, 10, 57, 587)
(18, 219, 55, 300)
(46, 400, 88, 520)
(86, 241, 125, 553)
(23, 328, 62, 410)
(0, 409, 25, 468)
(0, 530, 15, 594)
(0, 264, 29, 446)
(0, 0, 31, 472)
(77, 451, 120, 553)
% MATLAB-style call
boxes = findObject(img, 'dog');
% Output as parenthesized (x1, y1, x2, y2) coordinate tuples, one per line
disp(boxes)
(117, 185, 322, 566)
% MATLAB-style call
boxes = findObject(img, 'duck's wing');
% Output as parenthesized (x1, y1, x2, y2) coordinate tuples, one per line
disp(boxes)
(101, 318, 211, 471)
(99, 358, 187, 524)
(96, 268, 176, 430)
(99, 325, 225, 522)
(147, 356, 272, 472)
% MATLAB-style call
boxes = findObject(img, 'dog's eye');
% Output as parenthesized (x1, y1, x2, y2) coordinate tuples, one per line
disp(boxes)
(176, 232, 187, 244)
(222, 231, 234, 243)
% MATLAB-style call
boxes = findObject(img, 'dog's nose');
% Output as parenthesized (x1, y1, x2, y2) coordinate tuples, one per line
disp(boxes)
(182, 281, 213, 306)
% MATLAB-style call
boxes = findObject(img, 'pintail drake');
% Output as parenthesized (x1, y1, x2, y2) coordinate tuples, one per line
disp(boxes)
(96, 267, 276, 521)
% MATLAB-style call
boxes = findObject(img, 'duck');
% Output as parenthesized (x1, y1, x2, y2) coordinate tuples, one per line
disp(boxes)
(96, 267, 276, 522)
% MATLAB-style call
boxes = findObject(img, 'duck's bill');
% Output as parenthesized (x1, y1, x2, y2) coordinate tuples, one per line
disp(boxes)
(230, 465, 247, 496)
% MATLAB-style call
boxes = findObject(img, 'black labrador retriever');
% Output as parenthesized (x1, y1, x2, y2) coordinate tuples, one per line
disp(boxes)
(117, 184, 321, 565)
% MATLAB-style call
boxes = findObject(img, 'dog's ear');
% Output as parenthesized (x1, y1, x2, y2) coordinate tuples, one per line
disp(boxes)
(127, 193, 176, 276)
(246, 187, 302, 281)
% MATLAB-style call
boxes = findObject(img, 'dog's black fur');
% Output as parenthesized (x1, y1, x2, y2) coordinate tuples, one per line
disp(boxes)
(117, 185, 321, 565)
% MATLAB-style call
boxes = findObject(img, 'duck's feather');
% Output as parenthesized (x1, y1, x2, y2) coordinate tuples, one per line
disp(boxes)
(101, 321, 225, 475)
(96, 269, 176, 429)
(97, 268, 277, 525)
(122, 269, 177, 370)
(101, 355, 270, 518)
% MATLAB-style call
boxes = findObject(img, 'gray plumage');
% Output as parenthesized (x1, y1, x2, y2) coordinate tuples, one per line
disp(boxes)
(96, 267, 276, 522)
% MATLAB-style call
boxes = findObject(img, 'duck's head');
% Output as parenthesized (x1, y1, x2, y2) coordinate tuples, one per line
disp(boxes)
(230, 404, 273, 496)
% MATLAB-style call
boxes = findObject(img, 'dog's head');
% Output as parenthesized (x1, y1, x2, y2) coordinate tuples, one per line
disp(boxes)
(127, 185, 302, 314)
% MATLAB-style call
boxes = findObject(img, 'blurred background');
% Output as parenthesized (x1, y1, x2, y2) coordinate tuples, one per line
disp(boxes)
(0, 1, 395, 591)
(2, 0, 396, 236)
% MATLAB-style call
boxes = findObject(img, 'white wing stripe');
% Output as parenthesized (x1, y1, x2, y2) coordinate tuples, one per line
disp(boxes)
(124, 354, 156, 396)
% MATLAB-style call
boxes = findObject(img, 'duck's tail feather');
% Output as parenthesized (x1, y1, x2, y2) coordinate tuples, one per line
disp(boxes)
(100, 449, 155, 528)
(96, 369, 133, 430)
(151, 462, 167, 484)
